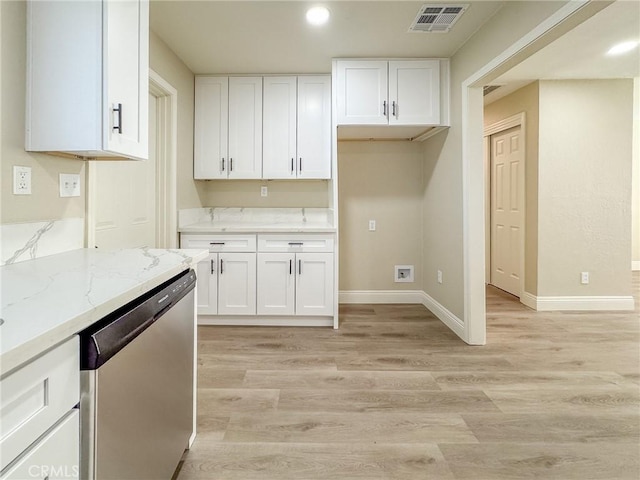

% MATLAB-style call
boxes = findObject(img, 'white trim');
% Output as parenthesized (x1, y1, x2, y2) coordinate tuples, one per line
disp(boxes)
(462, 0, 600, 346)
(149, 69, 178, 248)
(419, 291, 466, 341)
(198, 315, 334, 327)
(520, 291, 538, 310)
(339, 290, 426, 304)
(522, 294, 635, 312)
(633, 260, 640, 271)
(484, 113, 526, 300)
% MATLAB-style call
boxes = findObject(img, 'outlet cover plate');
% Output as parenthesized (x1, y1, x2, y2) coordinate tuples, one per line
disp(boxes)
(13, 166, 32, 195)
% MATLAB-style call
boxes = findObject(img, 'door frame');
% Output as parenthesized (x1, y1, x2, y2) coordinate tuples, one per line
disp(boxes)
(484, 113, 526, 299)
(86, 69, 178, 248)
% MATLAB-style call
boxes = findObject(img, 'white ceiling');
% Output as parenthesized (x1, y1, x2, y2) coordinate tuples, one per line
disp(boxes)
(150, 1, 504, 74)
(485, 0, 640, 103)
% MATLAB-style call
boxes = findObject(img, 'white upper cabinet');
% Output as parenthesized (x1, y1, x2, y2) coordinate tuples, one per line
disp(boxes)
(296, 76, 331, 179)
(263, 77, 298, 179)
(195, 76, 262, 179)
(194, 77, 229, 179)
(228, 77, 263, 179)
(336, 61, 388, 125)
(388, 60, 440, 125)
(26, 0, 149, 160)
(196, 74, 330, 180)
(336, 59, 446, 128)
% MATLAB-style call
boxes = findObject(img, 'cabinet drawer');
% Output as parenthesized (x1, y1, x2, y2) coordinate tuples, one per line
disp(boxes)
(181, 234, 256, 252)
(258, 234, 334, 253)
(0, 410, 79, 480)
(0, 337, 79, 471)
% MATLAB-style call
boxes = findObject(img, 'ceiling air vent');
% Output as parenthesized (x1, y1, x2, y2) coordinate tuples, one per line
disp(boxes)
(483, 85, 502, 96)
(409, 4, 469, 33)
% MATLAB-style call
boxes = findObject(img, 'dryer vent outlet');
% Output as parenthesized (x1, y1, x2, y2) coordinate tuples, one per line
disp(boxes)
(395, 265, 414, 283)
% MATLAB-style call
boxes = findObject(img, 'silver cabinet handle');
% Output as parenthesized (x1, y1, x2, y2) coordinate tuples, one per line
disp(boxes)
(230, 158, 233, 171)
(288, 242, 303, 246)
(298, 259, 302, 275)
(392, 101, 397, 117)
(221, 158, 225, 171)
(113, 103, 122, 133)
(210, 259, 215, 274)
(220, 258, 224, 274)
(383, 100, 387, 117)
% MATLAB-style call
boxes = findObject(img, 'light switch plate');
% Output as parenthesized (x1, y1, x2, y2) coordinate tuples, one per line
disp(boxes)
(59, 173, 81, 197)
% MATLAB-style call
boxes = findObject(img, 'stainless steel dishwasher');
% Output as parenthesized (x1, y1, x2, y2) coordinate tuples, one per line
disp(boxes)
(79, 269, 196, 480)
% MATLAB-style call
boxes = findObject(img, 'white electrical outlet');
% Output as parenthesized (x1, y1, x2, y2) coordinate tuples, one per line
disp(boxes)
(580, 272, 589, 285)
(13, 166, 32, 195)
(260, 186, 268, 197)
(368, 220, 376, 231)
(59, 173, 81, 197)
(437, 270, 443, 284)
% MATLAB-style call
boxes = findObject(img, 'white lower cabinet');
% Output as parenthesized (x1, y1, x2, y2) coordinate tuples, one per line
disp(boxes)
(0, 337, 79, 479)
(195, 252, 256, 315)
(1, 411, 79, 480)
(257, 252, 333, 316)
(182, 232, 334, 323)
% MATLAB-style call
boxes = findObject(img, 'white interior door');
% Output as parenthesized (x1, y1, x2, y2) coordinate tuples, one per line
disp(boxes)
(490, 126, 523, 296)
(93, 93, 157, 249)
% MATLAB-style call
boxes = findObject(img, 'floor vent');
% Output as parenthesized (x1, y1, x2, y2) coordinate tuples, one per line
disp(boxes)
(409, 4, 469, 33)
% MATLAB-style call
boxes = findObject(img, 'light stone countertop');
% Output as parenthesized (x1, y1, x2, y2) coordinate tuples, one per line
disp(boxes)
(178, 207, 336, 233)
(0, 248, 208, 376)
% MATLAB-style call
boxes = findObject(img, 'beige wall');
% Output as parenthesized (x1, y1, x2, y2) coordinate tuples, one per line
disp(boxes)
(633, 78, 640, 268)
(484, 82, 540, 295)
(538, 79, 633, 297)
(338, 141, 423, 291)
(200, 180, 329, 207)
(149, 31, 205, 210)
(421, 1, 568, 319)
(1, 1, 85, 224)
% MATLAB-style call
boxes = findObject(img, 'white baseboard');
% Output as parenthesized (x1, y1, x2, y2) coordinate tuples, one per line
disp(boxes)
(633, 260, 640, 271)
(520, 291, 537, 310)
(339, 290, 466, 341)
(339, 290, 426, 304)
(198, 315, 334, 327)
(418, 291, 466, 340)
(523, 294, 635, 311)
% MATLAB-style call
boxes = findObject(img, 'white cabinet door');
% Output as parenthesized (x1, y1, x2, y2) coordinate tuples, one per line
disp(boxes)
(105, 0, 149, 159)
(336, 61, 388, 125)
(1, 410, 79, 480)
(228, 77, 262, 179)
(196, 253, 218, 314)
(263, 77, 297, 179)
(297, 76, 331, 179)
(257, 253, 295, 315)
(388, 60, 440, 126)
(194, 77, 229, 179)
(296, 253, 334, 316)
(218, 253, 257, 315)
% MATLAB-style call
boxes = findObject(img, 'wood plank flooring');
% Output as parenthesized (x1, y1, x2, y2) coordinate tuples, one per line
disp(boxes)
(176, 274, 640, 479)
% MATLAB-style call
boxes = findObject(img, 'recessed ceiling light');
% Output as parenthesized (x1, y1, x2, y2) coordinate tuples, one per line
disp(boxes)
(607, 40, 639, 56)
(306, 6, 330, 26)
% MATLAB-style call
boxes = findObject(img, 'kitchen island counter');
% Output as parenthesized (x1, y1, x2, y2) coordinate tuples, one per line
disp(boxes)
(0, 248, 208, 376)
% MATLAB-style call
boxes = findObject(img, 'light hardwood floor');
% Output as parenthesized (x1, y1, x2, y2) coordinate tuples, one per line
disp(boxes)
(176, 274, 640, 479)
